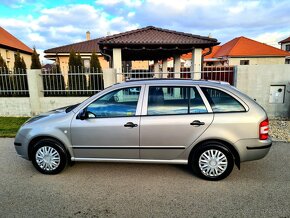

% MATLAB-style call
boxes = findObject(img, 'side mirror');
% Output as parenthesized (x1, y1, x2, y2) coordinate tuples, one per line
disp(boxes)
(78, 109, 88, 120)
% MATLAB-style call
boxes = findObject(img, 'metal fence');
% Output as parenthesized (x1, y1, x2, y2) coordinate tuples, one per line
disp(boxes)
(0, 68, 29, 97)
(119, 66, 236, 85)
(41, 67, 104, 96)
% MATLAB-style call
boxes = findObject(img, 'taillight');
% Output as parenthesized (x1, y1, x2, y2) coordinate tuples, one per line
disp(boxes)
(259, 119, 269, 140)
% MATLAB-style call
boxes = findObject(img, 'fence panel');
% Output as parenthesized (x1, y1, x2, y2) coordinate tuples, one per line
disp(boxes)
(41, 67, 104, 97)
(119, 67, 236, 85)
(0, 68, 29, 97)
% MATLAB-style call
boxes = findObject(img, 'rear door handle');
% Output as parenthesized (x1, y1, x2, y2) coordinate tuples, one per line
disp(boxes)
(124, 122, 138, 128)
(190, 120, 205, 126)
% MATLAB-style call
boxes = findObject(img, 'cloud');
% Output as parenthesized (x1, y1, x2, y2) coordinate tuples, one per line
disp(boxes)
(1, 0, 290, 64)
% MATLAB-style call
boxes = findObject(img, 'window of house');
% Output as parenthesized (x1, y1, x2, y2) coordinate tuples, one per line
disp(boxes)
(286, 44, 290, 51)
(240, 60, 250, 65)
(86, 87, 141, 118)
(147, 86, 207, 115)
(201, 87, 245, 112)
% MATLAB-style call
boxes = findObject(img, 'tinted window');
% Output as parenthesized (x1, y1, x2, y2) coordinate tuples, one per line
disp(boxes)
(189, 87, 207, 114)
(201, 87, 245, 112)
(147, 86, 207, 115)
(86, 87, 141, 118)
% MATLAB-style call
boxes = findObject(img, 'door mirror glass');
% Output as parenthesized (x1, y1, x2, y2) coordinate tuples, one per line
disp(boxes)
(78, 109, 88, 120)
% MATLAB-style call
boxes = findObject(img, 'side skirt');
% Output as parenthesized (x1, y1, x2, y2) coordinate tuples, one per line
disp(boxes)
(71, 157, 188, 165)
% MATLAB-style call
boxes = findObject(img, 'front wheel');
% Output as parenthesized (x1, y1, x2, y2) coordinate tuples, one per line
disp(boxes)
(190, 142, 234, 181)
(32, 139, 67, 174)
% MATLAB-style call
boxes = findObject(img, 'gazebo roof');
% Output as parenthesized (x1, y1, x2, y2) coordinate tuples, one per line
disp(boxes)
(99, 26, 219, 61)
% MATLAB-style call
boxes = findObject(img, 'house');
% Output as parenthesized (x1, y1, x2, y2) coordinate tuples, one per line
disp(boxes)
(0, 27, 33, 69)
(279, 36, 290, 52)
(179, 36, 290, 67)
(279, 36, 290, 64)
(44, 31, 149, 72)
(205, 36, 290, 66)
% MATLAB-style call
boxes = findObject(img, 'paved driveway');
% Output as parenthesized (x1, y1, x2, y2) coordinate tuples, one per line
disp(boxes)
(0, 138, 289, 217)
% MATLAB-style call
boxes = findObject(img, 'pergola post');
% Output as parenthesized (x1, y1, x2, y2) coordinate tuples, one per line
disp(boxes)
(174, 55, 181, 97)
(113, 48, 123, 82)
(153, 60, 160, 78)
(174, 55, 181, 78)
(191, 48, 202, 80)
(162, 59, 168, 78)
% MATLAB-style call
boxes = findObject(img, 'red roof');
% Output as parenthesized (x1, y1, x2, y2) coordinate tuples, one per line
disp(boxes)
(0, 27, 33, 54)
(178, 46, 221, 60)
(279, 36, 290, 44)
(214, 36, 289, 57)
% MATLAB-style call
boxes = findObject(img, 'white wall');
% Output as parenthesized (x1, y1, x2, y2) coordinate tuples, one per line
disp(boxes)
(229, 57, 286, 65)
(236, 65, 290, 118)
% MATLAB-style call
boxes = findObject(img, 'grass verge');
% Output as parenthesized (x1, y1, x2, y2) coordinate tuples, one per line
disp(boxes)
(0, 117, 30, 137)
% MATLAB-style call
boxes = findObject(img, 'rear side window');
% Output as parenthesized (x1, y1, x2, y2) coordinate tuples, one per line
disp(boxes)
(201, 87, 245, 112)
(147, 86, 207, 115)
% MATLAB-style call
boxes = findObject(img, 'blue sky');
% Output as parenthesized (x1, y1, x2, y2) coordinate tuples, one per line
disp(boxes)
(1, 0, 290, 63)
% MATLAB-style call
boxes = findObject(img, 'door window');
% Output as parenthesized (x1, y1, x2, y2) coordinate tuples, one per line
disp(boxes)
(86, 87, 141, 118)
(147, 86, 207, 115)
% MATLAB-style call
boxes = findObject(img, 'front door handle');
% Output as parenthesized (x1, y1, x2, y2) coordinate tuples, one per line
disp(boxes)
(190, 120, 205, 126)
(124, 122, 138, 128)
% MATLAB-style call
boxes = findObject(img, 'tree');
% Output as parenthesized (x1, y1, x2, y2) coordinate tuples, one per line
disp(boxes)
(89, 52, 104, 94)
(0, 54, 10, 96)
(42, 57, 65, 97)
(14, 51, 22, 70)
(31, 47, 41, 69)
(0, 54, 8, 71)
(13, 51, 28, 96)
(67, 50, 86, 95)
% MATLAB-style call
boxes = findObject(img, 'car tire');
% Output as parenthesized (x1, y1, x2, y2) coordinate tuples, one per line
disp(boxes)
(31, 138, 67, 174)
(190, 141, 234, 181)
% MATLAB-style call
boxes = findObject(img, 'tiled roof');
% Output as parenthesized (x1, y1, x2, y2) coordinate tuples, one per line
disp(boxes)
(0, 27, 33, 54)
(99, 26, 219, 46)
(279, 36, 290, 44)
(214, 36, 290, 57)
(44, 38, 102, 53)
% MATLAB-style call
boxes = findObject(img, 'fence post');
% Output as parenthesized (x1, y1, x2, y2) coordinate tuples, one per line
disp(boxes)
(27, 69, 44, 115)
(103, 68, 117, 88)
(233, 66, 238, 87)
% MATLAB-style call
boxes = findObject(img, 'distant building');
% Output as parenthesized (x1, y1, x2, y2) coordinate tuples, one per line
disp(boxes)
(0, 27, 33, 69)
(279, 36, 290, 64)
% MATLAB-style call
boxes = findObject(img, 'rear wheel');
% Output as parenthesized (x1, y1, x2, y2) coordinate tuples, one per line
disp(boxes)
(190, 141, 234, 181)
(32, 139, 67, 174)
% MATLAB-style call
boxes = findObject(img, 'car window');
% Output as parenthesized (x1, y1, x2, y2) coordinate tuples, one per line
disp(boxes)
(86, 87, 141, 118)
(189, 87, 208, 114)
(201, 87, 245, 112)
(147, 86, 207, 115)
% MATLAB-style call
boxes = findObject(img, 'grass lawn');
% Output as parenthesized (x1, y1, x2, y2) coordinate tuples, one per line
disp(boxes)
(0, 117, 30, 137)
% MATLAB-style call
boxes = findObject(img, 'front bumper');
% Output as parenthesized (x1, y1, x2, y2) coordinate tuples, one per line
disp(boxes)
(14, 132, 30, 160)
(235, 138, 272, 162)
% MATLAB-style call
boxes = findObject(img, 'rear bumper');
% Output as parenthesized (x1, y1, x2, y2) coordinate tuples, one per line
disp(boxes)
(235, 138, 272, 162)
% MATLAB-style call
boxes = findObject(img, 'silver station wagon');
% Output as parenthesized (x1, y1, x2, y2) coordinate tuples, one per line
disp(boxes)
(14, 79, 272, 180)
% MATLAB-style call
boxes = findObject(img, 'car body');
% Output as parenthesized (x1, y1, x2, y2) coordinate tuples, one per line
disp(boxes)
(14, 79, 272, 180)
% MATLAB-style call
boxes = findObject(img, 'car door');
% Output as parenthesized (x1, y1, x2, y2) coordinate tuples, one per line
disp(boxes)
(140, 85, 214, 160)
(70, 86, 144, 159)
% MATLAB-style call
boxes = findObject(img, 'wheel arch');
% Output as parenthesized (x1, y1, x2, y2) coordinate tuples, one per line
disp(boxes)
(28, 136, 72, 162)
(189, 139, 240, 169)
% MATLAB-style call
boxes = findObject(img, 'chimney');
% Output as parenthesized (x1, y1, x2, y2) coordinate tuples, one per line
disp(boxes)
(86, 31, 90, 40)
